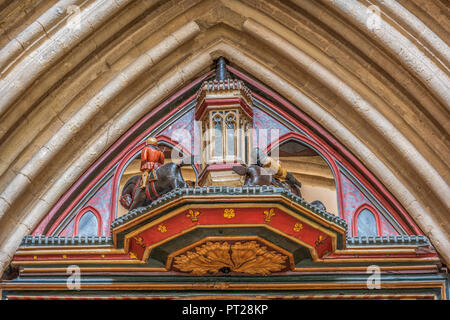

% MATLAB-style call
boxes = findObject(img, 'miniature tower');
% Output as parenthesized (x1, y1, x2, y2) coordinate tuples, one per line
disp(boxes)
(196, 57, 253, 186)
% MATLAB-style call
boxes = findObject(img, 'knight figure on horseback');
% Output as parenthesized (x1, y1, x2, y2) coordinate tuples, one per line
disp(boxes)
(140, 137, 165, 189)
(120, 137, 187, 211)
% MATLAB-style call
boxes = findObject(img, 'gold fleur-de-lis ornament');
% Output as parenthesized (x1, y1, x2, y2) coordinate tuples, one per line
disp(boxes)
(186, 209, 200, 222)
(263, 208, 276, 222)
(133, 236, 146, 248)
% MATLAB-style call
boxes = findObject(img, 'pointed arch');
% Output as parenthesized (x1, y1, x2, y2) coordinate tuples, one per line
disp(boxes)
(265, 132, 344, 218)
(352, 204, 382, 237)
(72, 206, 102, 237)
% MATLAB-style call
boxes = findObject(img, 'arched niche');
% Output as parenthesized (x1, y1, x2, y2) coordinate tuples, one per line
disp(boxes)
(353, 204, 382, 237)
(267, 136, 339, 217)
(72, 206, 102, 237)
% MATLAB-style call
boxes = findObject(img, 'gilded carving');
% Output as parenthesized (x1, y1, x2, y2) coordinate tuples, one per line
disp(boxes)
(173, 241, 287, 275)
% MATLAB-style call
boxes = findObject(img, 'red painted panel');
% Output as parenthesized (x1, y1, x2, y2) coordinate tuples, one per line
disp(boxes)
(133, 207, 332, 260)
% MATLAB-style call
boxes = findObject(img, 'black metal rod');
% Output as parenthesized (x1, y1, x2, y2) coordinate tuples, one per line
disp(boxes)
(216, 56, 228, 81)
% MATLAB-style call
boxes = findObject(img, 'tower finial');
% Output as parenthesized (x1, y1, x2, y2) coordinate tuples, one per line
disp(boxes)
(216, 56, 229, 81)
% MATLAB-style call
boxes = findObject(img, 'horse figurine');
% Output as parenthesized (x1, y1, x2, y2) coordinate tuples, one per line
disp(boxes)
(232, 165, 303, 197)
(232, 165, 329, 212)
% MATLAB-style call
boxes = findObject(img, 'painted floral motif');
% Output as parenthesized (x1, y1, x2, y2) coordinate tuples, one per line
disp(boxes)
(133, 236, 146, 248)
(223, 209, 235, 219)
(158, 224, 167, 233)
(293, 223, 303, 232)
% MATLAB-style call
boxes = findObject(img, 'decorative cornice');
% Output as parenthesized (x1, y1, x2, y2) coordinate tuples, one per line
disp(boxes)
(19, 234, 432, 250)
(21, 235, 112, 247)
(346, 235, 430, 246)
(195, 79, 252, 103)
(110, 186, 348, 230)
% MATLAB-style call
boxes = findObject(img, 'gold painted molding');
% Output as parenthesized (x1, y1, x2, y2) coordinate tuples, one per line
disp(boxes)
(17, 264, 438, 275)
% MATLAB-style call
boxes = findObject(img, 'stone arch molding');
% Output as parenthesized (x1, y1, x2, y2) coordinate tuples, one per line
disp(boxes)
(0, 0, 448, 274)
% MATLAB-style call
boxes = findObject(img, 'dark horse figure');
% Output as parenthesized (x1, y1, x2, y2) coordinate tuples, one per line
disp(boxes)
(232, 165, 303, 197)
(120, 162, 187, 211)
(232, 165, 330, 211)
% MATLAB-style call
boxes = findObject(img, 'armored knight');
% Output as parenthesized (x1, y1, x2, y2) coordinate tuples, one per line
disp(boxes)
(140, 137, 165, 189)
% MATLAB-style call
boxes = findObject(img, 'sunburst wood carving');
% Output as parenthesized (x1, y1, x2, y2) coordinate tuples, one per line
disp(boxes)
(173, 241, 288, 275)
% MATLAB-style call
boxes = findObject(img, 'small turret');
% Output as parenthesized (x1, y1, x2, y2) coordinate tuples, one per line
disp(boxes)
(195, 57, 254, 186)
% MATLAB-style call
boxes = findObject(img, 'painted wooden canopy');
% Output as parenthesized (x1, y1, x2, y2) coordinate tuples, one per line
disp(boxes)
(1, 65, 447, 300)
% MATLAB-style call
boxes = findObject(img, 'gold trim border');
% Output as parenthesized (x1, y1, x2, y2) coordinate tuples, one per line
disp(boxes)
(17, 264, 438, 274)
